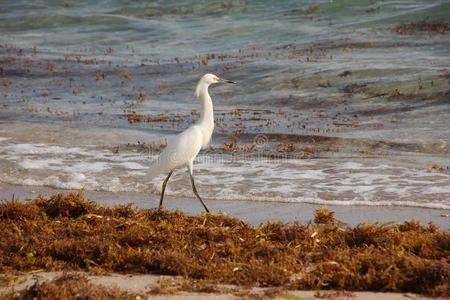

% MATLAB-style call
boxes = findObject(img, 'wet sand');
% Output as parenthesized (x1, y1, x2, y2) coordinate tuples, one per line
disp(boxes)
(0, 271, 431, 300)
(1, 182, 448, 230)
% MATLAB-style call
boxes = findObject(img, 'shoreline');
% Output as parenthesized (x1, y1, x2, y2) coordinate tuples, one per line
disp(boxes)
(1, 182, 448, 230)
(0, 271, 433, 300)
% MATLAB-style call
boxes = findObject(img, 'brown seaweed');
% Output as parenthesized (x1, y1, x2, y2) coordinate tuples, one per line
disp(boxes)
(395, 22, 449, 35)
(0, 192, 448, 297)
(0, 273, 141, 300)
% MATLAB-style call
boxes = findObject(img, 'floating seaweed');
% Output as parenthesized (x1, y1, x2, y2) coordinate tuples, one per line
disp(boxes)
(125, 112, 171, 123)
(394, 22, 449, 35)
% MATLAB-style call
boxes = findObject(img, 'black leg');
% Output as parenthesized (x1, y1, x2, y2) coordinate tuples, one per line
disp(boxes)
(159, 170, 173, 209)
(189, 173, 210, 213)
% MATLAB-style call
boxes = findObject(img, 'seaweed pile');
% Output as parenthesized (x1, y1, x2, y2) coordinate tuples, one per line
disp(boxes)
(1, 273, 140, 300)
(0, 193, 448, 297)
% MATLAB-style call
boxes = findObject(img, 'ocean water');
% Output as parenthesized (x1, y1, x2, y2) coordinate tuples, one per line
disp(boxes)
(1, 0, 449, 209)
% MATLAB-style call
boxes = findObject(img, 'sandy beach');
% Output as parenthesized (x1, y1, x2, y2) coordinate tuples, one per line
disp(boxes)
(1, 182, 448, 230)
(0, 271, 433, 299)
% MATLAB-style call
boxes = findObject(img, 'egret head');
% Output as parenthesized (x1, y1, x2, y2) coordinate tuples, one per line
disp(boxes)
(201, 73, 236, 85)
(195, 73, 236, 97)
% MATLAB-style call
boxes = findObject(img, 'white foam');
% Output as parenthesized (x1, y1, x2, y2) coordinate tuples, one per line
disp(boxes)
(20, 158, 63, 169)
(13, 174, 87, 190)
(120, 162, 147, 170)
(5, 143, 87, 155)
(2, 140, 450, 210)
(424, 186, 450, 194)
(340, 162, 364, 169)
(126, 171, 147, 176)
(66, 162, 110, 173)
(203, 193, 450, 210)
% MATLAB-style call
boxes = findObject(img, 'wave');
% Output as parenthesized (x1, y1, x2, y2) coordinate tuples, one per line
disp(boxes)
(1, 140, 449, 210)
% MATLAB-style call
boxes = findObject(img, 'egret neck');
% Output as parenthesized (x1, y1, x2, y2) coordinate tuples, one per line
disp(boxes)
(196, 82, 214, 148)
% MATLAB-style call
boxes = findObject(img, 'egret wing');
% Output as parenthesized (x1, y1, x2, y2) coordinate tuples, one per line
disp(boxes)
(148, 125, 203, 178)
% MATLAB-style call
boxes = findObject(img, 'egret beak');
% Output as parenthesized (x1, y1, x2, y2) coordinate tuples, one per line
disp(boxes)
(219, 78, 236, 84)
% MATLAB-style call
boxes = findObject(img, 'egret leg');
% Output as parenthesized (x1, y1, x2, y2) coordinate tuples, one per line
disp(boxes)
(159, 170, 173, 209)
(189, 173, 210, 213)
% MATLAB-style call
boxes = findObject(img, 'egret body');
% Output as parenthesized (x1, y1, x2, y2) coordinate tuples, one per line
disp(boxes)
(148, 74, 235, 212)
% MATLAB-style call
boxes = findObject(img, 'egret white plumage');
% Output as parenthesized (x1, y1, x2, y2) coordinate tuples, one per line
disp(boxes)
(148, 74, 236, 212)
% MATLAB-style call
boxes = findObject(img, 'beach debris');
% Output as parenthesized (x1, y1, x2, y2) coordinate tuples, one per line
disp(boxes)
(125, 112, 171, 123)
(63, 2, 76, 8)
(0, 192, 448, 297)
(305, 4, 320, 15)
(148, 277, 179, 295)
(314, 207, 335, 224)
(428, 164, 446, 173)
(314, 290, 355, 298)
(342, 83, 368, 94)
(1, 273, 142, 299)
(394, 22, 449, 35)
(339, 71, 352, 77)
(365, 6, 381, 14)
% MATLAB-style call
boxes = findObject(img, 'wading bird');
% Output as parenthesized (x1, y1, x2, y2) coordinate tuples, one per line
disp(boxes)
(148, 74, 236, 212)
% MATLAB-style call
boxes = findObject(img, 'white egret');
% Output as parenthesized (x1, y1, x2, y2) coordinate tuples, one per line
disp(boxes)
(148, 73, 236, 212)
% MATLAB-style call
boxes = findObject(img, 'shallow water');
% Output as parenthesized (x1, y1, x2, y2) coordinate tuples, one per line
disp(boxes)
(1, 0, 449, 209)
